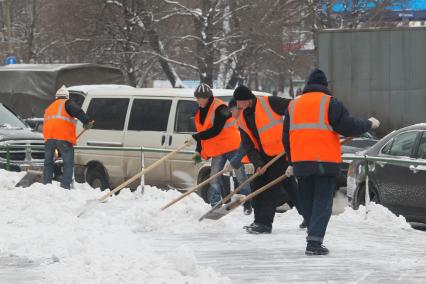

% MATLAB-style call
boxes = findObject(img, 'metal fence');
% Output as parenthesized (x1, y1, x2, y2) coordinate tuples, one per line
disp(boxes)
(2, 144, 426, 219)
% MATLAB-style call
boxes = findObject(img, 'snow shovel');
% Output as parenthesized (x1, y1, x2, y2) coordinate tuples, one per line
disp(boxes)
(161, 164, 232, 211)
(203, 173, 289, 220)
(77, 140, 192, 217)
(15, 170, 43, 188)
(15, 127, 93, 188)
(199, 151, 285, 221)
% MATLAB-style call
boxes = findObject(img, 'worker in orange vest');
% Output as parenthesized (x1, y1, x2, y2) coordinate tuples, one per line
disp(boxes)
(192, 83, 252, 214)
(233, 85, 301, 234)
(43, 85, 93, 189)
(283, 69, 380, 255)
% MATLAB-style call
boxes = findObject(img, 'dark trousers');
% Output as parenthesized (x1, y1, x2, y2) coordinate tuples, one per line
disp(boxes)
(43, 139, 74, 189)
(298, 175, 336, 243)
(252, 156, 299, 228)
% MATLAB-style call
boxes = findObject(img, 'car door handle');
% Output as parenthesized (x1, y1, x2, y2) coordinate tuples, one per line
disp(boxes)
(161, 135, 166, 146)
(410, 165, 426, 173)
(376, 161, 387, 167)
(168, 135, 173, 146)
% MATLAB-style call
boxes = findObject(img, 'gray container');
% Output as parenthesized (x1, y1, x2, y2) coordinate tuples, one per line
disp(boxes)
(318, 27, 426, 135)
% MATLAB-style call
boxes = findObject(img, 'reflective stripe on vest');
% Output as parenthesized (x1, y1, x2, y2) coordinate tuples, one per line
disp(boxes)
(288, 92, 341, 163)
(45, 100, 77, 125)
(238, 96, 284, 156)
(257, 96, 283, 133)
(43, 99, 77, 145)
(289, 95, 332, 131)
(195, 98, 241, 159)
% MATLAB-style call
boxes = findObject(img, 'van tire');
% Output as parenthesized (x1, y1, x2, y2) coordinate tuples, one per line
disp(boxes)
(86, 167, 109, 191)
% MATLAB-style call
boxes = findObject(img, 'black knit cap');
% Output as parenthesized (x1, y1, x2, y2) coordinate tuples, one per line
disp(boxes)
(194, 83, 213, 98)
(306, 68, 328, 87)
(233, 85, 255, 101)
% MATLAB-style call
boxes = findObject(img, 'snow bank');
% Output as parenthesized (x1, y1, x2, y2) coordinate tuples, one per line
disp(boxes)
(0, 169, 419, 283)
(334, 203, 412, 230)
(0, 170, 231, 284)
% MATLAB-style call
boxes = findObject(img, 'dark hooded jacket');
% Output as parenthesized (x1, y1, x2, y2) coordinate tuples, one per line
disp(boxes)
(283, 69, 372, 176)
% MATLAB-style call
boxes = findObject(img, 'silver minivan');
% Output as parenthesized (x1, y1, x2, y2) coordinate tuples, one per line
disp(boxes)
(73, 87, 271, 201)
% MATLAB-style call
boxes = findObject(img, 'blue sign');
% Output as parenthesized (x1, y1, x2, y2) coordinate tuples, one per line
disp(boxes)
(4, 55, 17, 65)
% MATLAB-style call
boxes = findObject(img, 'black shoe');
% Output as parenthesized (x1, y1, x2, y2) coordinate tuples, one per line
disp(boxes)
(299, 220, 307, 229)
(305, 241, 329, 256)
(243, 222, 256, 230)
(243, 202, 252, 215)
(246, 223, 272, 234)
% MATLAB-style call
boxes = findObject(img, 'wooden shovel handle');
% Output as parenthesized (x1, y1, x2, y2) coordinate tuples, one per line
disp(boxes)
(98, 141, 191, 202)
(161, 164, 231, 210)
(228, 174, 288, 211)
(221, 151, 286, 204)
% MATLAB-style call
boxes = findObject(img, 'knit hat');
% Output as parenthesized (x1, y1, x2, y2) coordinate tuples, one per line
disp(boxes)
(306, 68, 328, 87)
(233, 85, 255, 101)
(194, 83, 213, 98)
(228, 98, 237, 111)
(55, 85, 69, 99)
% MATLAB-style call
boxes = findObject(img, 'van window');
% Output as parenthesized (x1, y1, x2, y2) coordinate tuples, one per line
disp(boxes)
(87, 98, 129, 130)
(128, 99, 171, 131)
(175, 100, 198, 133)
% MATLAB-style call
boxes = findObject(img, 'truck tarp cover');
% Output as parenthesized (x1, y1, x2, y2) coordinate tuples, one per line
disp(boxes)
(0, 64, 124, 118)
(318, 28, 426, 135)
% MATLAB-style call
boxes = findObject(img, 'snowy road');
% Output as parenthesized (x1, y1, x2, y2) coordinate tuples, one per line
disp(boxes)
(1, 170, 425, 283)
(144, 211, 426, 284)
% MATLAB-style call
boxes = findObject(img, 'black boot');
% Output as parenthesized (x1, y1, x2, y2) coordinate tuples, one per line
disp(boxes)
(243, 222, 256, 230)
(243, 201, 252, 215)
(305, 241, 329, 256)
(246, 223, 272, 234)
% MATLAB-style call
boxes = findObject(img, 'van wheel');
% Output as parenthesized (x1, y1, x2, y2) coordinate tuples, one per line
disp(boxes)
(86, 167, 109, 191)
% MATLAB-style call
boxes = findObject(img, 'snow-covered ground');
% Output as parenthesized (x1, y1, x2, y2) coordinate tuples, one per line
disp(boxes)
(0, 169, 425, 283)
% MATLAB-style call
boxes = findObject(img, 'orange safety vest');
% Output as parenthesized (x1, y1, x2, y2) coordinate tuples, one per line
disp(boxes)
(235, 118, 251, 164)
(237, 96, 284, 157)
(288, 92, 341, 163)
(195, 98, 241, 160)
(43, 99, 77, 145)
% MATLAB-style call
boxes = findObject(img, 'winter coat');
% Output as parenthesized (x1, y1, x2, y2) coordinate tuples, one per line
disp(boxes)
(283, 84, 372, 177)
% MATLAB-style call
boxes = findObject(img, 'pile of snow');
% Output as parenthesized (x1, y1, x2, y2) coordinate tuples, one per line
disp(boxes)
(0, 169, 422, 283)
(0, 170, 231, 284)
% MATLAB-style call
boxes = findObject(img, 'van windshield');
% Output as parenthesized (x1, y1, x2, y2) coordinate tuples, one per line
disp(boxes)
(0, 104, 27, 129)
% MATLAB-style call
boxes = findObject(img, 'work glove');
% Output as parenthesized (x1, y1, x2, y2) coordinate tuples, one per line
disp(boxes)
(285, 165, 294, 177)
(83, 120, 95, 130)
(368, 117, 380, 129)
(185, 135, 196, 146)
(192, 152, 202, 165)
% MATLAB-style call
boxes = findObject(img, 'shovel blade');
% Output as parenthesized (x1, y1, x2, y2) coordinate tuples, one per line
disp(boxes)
(200, 206, 230, 220)
(15, 171, 43, 188)
(199, 199, 243, 221)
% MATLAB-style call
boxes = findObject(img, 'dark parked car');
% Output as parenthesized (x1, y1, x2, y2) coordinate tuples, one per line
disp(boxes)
(24, 117, 44, 132)
(0, 103, 45, 171)
(338, 132, 379, 187)
(347, 124, 426, 223)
